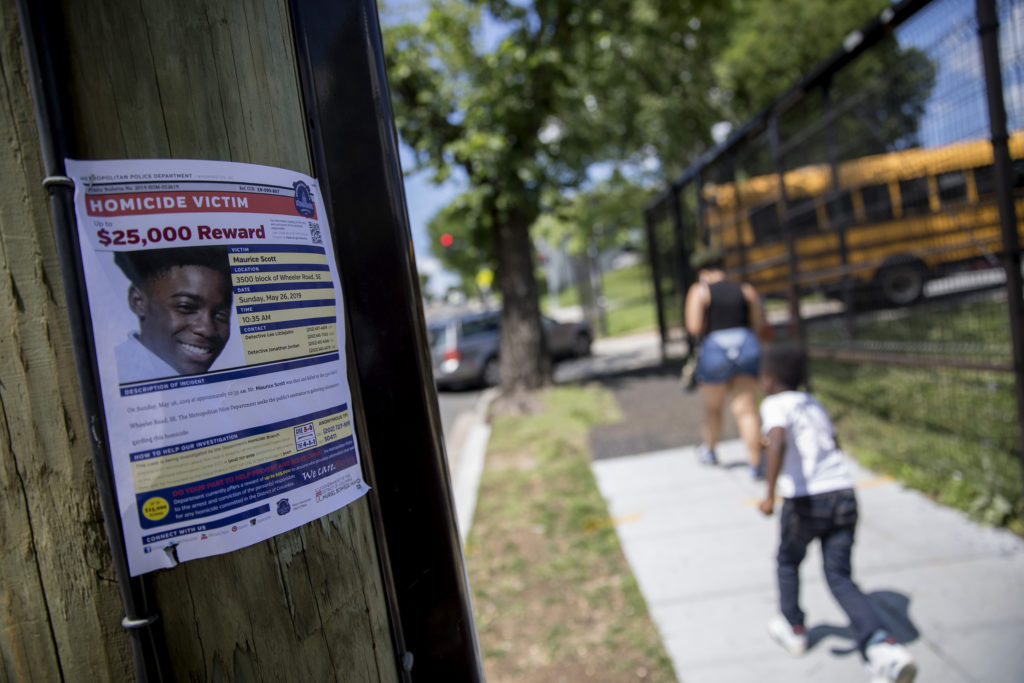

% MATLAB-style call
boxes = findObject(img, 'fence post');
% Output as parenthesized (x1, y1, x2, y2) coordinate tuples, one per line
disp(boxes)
(823, 80, 856, 339)
(694, 169, 706, 243)
(976, 0, 1024, 473)
(670, 188, 693, 336)
(768, 115, 807, 348)
(644, 208, 669, 360)
(725, 153, 748, 276)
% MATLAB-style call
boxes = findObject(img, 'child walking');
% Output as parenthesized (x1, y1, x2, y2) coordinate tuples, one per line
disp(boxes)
(758, 345, 917, 683)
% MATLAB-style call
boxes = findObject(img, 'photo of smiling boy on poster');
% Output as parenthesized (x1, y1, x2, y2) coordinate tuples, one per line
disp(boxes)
(113, 246, 234, 383)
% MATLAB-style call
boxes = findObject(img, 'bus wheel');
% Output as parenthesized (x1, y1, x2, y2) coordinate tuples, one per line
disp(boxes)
(876, 260, 926, 306)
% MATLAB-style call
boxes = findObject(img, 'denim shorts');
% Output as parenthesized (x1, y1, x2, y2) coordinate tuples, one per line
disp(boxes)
(696, 326, 761, 384)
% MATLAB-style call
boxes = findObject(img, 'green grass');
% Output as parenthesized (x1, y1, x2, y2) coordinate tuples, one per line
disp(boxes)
(814, 360, 1022, 532)
(551, 263, 659, 337)
(605, 296, 659, 337)
(466, 386, 676, 682)
(600, 263, 656, 302)
(807, 298, 1022, 532)
(811, 299, 1011, 351)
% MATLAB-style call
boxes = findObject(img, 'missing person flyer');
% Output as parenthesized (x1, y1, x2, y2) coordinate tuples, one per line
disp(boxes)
(65, 158, 368, 576)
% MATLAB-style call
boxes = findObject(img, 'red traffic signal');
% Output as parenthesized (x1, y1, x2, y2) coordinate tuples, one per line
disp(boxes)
(440, 233, 454, 248)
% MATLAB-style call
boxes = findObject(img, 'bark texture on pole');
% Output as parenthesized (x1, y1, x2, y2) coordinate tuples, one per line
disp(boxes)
(1, 4, 132, 680)
(2, 0, 399, 680)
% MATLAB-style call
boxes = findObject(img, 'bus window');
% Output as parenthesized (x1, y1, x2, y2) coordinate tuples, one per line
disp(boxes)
(825, 190, 854, 228)
(973, 160, 1024, 198)
(973, 164, 995, 197)
(750, 202, 782, 243)
(789, 196, 819, 235)
(899, 177, 930, 216)
(937, 170, 968, 205)
(861, 183, 893, 222)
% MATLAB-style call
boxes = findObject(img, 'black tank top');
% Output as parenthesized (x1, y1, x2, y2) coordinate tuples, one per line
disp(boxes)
(705, 280, 749, 333)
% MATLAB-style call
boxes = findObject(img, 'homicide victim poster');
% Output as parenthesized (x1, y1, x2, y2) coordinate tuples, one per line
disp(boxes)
(65, 158, 368, 576)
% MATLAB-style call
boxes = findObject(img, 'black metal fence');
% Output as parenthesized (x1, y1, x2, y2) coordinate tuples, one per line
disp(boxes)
(645, 0, 1024, 522)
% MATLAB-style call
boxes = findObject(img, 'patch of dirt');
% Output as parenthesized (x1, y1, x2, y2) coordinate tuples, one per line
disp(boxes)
(489, 389, 548, 418)
(584, 362, 740, 460)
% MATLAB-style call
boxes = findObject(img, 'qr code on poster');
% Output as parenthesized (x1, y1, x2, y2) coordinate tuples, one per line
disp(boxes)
(308, 222, 322, 245)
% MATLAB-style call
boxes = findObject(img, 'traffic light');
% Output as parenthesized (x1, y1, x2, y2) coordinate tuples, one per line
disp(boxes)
(440, 232, 453, 248)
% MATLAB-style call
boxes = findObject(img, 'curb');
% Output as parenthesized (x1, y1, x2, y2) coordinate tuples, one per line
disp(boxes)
(452, 388, 499, 544)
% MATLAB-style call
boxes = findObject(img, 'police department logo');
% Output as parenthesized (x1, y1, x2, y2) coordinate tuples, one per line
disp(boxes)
(277, 498, 291, 515)
(293, 181, 315, 217)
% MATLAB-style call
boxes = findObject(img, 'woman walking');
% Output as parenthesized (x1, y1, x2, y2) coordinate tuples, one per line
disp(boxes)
(684, 245, 766, 474)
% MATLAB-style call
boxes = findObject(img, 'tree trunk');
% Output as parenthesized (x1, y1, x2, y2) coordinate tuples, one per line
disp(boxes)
(496, 209, 550, 395)
(2, 1, 399, 680)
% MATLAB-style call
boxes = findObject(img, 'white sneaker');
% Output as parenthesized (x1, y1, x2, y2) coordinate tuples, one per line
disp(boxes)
(696, 444, 718, 465)
(866, 637, 917, 683)
(768, 615, 807, 656)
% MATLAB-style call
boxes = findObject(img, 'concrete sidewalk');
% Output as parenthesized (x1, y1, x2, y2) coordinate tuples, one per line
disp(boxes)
(568, 332, 1024, 681)
(593, 439, 1024, 683)
(447, 330, 1024, 681)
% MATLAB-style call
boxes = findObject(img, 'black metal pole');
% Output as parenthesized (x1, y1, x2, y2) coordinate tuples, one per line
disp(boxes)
(823, 80, 856, 338)
(976, 0, 1024, 475)
(644, 208, 669, 359)
(670, 188, 693, 310)
(670, 187, 697, 357)
(694, 169, 706, 243)
(725, 153, 748, 277)
(288, 0, 483, 678)
(14, 2, 171, 680)
(768, 115, 807, 349)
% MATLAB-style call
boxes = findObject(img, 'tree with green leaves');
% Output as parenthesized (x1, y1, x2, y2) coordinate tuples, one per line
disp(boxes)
(714, 0, 891, 119)
(384, 0, 733, 393)
(535, 171, 650, 259)
(427, 188, 496, 290)
(382, 0, 933, 394)
(534, 171, 650, 329)
(714, 0, 935, 157)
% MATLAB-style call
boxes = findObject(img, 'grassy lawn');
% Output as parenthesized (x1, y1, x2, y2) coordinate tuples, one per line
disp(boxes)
(466, 386, 675, 682)
(807, 298, 1023, 533)
(551, 263, 659, 337)
(815, 360, 1023, 533)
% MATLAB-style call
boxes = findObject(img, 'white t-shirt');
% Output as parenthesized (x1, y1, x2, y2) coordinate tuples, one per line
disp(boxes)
(115, 334, 178, 384)
(760, 390, 853, 498)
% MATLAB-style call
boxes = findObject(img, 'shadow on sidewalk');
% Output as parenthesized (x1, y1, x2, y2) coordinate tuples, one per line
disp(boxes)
(560, 358, 745, 462)
(806, 590, 920, 657)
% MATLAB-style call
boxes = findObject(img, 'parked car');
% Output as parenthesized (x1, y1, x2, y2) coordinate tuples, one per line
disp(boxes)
(427, 309, 592, 389)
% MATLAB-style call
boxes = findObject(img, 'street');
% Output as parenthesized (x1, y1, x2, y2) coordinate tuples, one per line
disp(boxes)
(434, 331, 667, 463)
(437, 387, 483, 438)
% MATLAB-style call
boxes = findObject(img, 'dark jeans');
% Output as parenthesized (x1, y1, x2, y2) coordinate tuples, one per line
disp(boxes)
(777, 489, 886, 655)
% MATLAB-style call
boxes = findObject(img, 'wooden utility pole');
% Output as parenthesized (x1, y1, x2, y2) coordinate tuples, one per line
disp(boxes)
(2, 0, 400, 680)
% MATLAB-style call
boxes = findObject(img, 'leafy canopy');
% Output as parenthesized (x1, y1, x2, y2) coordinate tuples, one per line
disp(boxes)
(384, 0, 930, 271)
(384, 0, 733, 234)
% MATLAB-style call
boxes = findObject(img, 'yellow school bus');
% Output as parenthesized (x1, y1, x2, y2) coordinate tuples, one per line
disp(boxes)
(701, 132, 1024, 305)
